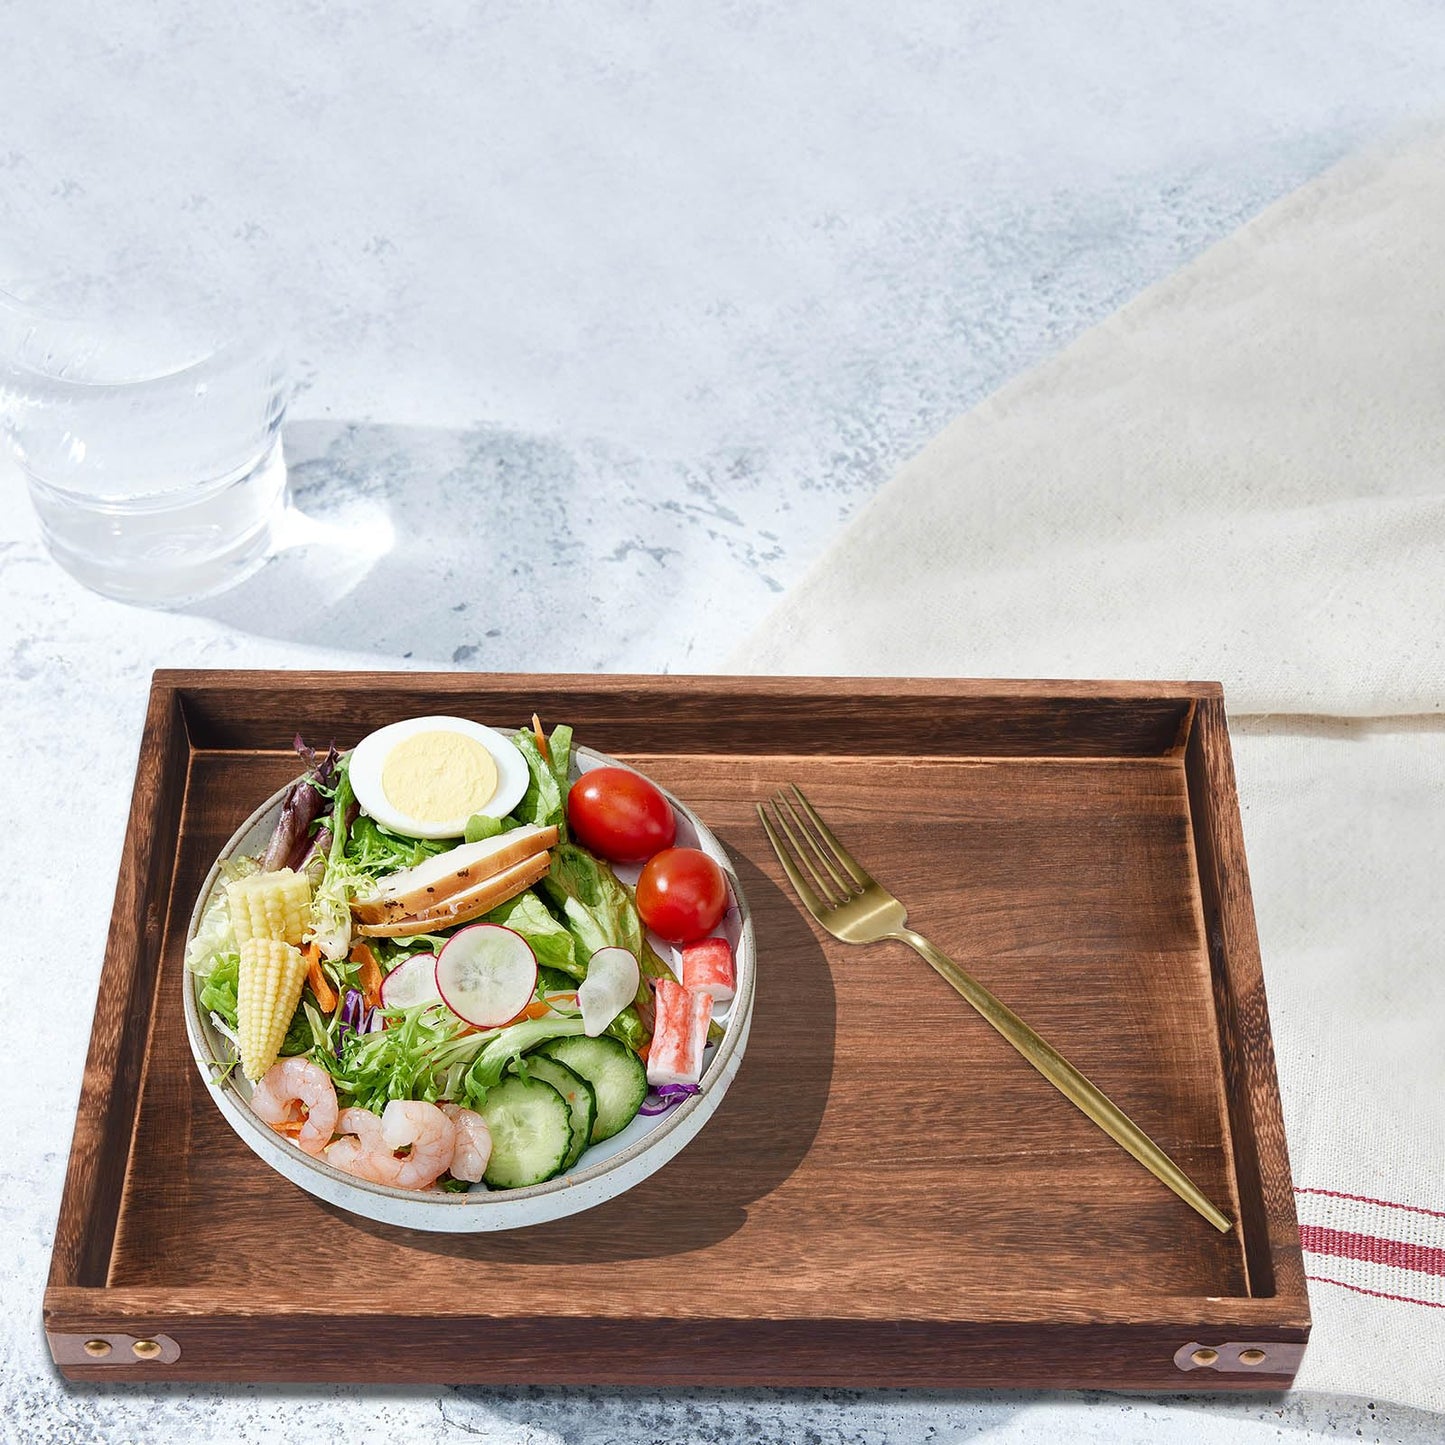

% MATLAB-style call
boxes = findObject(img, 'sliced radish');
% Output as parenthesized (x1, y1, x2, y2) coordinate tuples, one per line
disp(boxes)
(379, 953, 442, 1010)
(578, 945, 642, 1038)
(435, 924, 539, 1028)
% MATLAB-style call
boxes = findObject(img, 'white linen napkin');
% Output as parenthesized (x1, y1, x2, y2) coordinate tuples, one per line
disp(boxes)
(731, 125, 1445, 1413)
(734, 127, 1445, 719)
(1231, 716, 1445, 1410)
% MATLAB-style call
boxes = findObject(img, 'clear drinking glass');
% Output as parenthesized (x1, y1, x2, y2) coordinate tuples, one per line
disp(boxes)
(0, 284, 290, 605)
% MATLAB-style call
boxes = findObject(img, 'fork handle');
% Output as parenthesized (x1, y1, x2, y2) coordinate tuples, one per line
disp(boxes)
(893, 928, 1233, 1234)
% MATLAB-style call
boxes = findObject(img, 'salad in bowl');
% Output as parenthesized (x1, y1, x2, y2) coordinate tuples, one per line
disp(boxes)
(184, 714, 753, 1231)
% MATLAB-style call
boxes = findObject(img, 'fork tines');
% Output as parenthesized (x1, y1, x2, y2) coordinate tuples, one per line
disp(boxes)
(757, 784, 869, 909)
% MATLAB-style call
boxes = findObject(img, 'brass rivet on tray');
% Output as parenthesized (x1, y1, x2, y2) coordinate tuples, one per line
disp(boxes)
(1190, 1347, 1219, 1366)
(83, 1339, 111, 1358)
(1238, 1348, 1268, 1366)
(132, 1339, 162, 1360)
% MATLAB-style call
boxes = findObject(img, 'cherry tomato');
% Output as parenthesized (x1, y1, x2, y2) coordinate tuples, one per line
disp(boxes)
(636, 847, 728, 943)
(567, 766, 676, 864)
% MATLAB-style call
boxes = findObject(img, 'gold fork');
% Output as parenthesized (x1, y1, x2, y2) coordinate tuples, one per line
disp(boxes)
(758, 784, 1233, 1233)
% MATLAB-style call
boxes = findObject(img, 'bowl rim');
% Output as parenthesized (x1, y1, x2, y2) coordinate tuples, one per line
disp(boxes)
(181, 741, 756, 1211)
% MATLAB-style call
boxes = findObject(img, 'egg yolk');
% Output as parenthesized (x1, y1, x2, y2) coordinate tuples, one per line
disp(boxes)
(380, 730, 499, 825)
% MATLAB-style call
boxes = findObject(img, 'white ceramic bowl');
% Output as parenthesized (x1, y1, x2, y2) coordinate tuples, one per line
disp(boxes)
(183, 743, 755, 1232)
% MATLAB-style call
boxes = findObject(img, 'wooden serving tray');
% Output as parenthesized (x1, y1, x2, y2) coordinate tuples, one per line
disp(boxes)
(46, 671, 1309, 1388)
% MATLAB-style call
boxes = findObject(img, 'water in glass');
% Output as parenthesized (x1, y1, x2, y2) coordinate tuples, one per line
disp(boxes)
(0, 288, 289, 605)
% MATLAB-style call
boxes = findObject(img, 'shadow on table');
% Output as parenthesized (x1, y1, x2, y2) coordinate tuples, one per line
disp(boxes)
(331, 852, 836, 1262)
(184, 417, 692, 668)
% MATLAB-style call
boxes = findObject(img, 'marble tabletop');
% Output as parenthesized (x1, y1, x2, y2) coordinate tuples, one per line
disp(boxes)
(6, 4, 1445, 1441)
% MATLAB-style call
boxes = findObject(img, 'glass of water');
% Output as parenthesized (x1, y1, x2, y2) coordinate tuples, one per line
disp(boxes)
(0, 283, 290, 606)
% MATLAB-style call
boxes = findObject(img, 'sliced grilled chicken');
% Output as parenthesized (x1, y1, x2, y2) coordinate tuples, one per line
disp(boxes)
(351, 824, 558, 924)
(355, 850, 553, 938)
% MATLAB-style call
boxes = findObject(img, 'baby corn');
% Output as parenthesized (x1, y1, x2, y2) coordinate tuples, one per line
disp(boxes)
(237, 937, 309, 1082)
(227, 867, 312, 948)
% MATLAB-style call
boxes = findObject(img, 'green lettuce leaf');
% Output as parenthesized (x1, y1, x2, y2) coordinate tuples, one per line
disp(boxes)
(345, 814, 450, 878)
(510, 729, 566, 834)
(325, 1000, 478, 1109)
(321, 999, 585, 1112)
(198, 951, 240, 1025)
(546, 724, 573, 796)
(541, 843, 673, 982)
(370, 933, 454, 970)
(539, 843, 679, 1046)
(537, 964, 578, 995)
(281, 1002, 316, 1056)
(461, 1016, 588, 1103)
(541, 843, 643, 959)
(605, 1006, 646, 1054)
(309, 764, 362, 961)
(485, 888, 582, 978)
(464, 812, 522, 843)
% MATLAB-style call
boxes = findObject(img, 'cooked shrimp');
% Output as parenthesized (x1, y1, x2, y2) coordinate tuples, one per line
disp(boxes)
(325, 1107, 395, 1183)
(379, 1100, 457, 1190)
(441, 1103, 492, 1183)
(250, 1058, 338, 1158)
(323, 1133, 370, 1177)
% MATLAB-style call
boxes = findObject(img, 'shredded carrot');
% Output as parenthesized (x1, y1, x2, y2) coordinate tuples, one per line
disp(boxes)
(302, 941, 337, 1013)
(531, 711, 547, 759)
(637, 1041, 651, 1064)
(502, 998, 560, 1026)
(350, 942, 384, 1009)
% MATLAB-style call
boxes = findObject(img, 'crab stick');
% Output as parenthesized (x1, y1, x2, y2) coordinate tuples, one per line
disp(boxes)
(680, 937, 735, 1004)
(647, 978, 712, 1086)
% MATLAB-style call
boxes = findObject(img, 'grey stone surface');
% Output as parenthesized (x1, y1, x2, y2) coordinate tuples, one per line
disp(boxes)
(4, 3, 1445, 1441)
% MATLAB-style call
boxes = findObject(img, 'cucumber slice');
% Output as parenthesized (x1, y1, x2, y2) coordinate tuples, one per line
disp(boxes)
(536, 1034, 648, 1144)
(514, 1055, 597, 1171)
(477, 1075, 571, 1189)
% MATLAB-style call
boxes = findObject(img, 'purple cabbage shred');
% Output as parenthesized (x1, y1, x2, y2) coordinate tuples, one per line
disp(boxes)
(637, 1083, 701, 1116)
(337, 988, 372, 1054)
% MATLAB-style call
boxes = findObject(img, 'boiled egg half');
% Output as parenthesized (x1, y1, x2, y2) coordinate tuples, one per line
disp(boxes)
(348, 716, 530, 839)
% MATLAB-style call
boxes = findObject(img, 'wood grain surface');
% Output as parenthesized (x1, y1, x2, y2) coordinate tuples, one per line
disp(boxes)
(49, 680, 189, 1291)
(172, 670, 1207, 757)
(45, 673, 1309, 1388)
(1184, 698, 1306, 1302)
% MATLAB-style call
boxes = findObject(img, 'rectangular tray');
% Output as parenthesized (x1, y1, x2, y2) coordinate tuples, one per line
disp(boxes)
(45, 671, 1309, 1388)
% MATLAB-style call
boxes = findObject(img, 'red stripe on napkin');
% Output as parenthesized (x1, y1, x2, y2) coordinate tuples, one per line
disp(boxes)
(1300, 1226, 1445, 1278)
(1307, 1273, 1445, 1310)
(1296, 1186, 1445, 1221)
